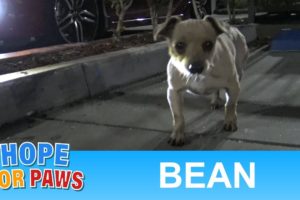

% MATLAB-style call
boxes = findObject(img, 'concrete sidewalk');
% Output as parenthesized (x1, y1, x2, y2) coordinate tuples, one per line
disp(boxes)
(1, 51, 300, 150)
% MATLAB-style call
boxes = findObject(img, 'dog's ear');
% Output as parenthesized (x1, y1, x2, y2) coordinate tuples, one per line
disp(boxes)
(154, 16, 181, 41)
(204, 16, 225, 35)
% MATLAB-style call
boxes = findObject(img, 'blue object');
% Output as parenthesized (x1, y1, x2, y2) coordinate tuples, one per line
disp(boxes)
(271, 29, 300, 51)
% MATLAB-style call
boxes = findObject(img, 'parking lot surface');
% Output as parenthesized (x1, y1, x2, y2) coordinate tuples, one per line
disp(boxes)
(1, 51, 300, 150)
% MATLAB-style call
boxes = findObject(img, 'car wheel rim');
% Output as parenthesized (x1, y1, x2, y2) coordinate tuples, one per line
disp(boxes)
(54, 0, 99, 43)
(192, 0, 208, 19)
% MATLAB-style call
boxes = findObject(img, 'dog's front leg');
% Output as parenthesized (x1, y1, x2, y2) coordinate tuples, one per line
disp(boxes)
(224, 81, 240, 132)
(167, 88, 185, 146)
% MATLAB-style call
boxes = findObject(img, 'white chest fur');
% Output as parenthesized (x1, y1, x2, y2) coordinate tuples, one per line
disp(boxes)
(167, 61, 228, 95)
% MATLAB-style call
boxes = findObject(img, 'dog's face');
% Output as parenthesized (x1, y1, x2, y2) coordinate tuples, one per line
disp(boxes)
(155, 16, 225, 75)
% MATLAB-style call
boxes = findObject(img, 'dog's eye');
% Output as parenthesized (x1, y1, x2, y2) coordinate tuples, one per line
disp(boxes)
(202, 41, 214, 52)
(175, 42, 186, 54)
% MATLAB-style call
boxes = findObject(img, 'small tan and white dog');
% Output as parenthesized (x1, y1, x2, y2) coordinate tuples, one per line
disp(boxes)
(155, 16, 249, 146)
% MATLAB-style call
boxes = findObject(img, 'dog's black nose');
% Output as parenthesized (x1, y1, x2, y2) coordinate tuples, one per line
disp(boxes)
(188, 62, 204, 74)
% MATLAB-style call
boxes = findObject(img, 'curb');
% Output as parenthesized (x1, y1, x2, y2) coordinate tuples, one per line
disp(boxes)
(0, 24, 257, 126)
(81, 42, 168, 96)
(0, 42, 168, 126)
(0, 63, 89, 125)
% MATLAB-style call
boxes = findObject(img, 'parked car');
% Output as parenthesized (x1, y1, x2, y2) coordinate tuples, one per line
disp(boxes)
(0, 0, 213, 53)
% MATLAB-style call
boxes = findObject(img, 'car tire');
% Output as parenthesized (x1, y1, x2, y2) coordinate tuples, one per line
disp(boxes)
(54, 0, 103, 43)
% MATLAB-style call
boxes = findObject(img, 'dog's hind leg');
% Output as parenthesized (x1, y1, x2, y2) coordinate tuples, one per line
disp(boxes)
(210, 90, 223, 110)
(235, 36, 249, 81)
(167, 88, 185, 146)
(224, 80, 240, 132)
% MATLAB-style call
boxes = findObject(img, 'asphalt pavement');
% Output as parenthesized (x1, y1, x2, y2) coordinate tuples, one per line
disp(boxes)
(1, 51, 300, 150)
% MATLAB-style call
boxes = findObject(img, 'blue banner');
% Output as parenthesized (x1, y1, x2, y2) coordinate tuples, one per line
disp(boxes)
(0, 146, 299, 199)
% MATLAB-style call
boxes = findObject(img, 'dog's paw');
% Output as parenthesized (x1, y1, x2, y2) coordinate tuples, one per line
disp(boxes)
(168, 137, 185, 146)
(223, 121, 238, 132)
(210, 98, 224, 110)
(168, 133, 185, 146)
(211, 102, 222, 110)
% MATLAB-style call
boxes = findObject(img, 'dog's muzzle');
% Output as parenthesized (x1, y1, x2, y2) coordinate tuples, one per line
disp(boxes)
(188, 62, 204, 74)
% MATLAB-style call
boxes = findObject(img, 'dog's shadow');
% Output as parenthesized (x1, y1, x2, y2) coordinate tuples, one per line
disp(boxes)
(155, 121, 234, 150)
